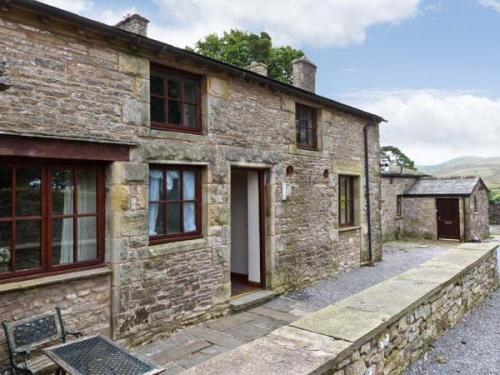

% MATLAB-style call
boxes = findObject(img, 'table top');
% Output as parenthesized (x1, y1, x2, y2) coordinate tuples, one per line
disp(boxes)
(43, 335, 164, 375)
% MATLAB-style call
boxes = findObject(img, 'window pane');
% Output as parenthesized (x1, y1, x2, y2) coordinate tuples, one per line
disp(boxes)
(183, 171, 196, 200)
(346, 201, 352, 224)
(16, 168, 41, 217)
(78, 216, 97, 261)
(0, 222, 11, 273)
(52, 218, 74, 265)
(15, 220, 41, 270)
(52, 170, 74, 215)
(166, 203, 181, 234)
(0, 167, 12, 218)
(149, 169, 164, 201)
(340, 202, 346, 224)
(78, 169, 97, 213)
(183, 203, 197, 232)
(345, 178, 352, 200)
(151, 75, 164, 96)
(167, 77, 181, 98)
(148, 203, 165, 236)
(339, 178, 346, 200)
(151, 96, 165, 123)
(182, 103, 197, 129)
(184, 79, 197, 103)
(166, 170, 180, 200)
(168, 100, 181, 125)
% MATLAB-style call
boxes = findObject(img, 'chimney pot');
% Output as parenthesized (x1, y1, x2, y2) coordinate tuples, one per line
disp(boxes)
(116, 13, 149, 37)
(245, 61, 268, 76)
(292, 56, 316, 92)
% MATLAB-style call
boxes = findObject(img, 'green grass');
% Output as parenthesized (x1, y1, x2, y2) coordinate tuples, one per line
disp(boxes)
(489, 188, 500, 204)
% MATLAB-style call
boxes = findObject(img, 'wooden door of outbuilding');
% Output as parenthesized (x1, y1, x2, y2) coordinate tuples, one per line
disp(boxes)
(436, 198, 460, 240)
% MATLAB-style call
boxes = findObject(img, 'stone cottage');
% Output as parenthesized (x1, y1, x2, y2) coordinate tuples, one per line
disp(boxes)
(0, 0, 384, 361)
(381, 167, 489, 242)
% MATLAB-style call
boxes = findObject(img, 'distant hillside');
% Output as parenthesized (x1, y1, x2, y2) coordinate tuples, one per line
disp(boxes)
(418, 156, 500, 189)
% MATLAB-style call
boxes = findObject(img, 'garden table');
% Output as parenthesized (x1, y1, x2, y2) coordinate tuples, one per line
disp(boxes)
(43, 334, 164, 375)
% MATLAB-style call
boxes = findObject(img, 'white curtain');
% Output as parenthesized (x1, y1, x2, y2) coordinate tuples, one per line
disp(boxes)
(77, 170, 97, 261)
(149, 170, 163, 235)
(59, 176, 73, 264)
(183, 171, 196, 232)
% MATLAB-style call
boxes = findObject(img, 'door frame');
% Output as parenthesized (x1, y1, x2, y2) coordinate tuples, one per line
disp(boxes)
(436, 198, 461, 240)
(230, 167, 267, 289)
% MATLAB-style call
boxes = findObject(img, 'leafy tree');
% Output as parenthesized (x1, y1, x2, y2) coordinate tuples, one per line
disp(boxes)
(380, 146, 416, 170)
(191, 30, 304, 84)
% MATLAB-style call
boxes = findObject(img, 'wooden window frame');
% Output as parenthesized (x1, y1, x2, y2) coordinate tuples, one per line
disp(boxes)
(295, 103, 318, 150)
(148, 165, 203, 245)
(339, 175, 355, 227)
(0, 159, 105, 283)
(150, 65, 202, 134)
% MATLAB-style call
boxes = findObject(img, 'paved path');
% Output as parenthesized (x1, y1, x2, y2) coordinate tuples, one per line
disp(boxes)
(406, 234, 500, 375)
(134, 241, 455, 374)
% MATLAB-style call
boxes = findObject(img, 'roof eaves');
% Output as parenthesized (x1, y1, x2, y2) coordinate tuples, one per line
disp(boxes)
(11, 0, 386, 123)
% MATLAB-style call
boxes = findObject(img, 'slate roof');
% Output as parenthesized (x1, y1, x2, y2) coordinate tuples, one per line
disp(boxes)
(381, 166, 429, 177)
(404, 177, 483, 196)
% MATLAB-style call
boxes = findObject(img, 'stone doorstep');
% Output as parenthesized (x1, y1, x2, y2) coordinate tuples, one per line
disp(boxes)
(182, 244, 498, 375)
(229, 290, 277, 312)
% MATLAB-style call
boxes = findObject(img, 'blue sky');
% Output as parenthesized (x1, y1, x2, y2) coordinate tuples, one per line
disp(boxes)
(42, 0, 500, 165)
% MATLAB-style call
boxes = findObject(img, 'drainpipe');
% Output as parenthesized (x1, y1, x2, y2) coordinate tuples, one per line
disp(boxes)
(363, 124, 373, 265)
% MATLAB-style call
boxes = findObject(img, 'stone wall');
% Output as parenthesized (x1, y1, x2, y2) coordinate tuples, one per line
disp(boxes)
(380, 176, 419, 241)
(337, 229, 362, 272)
(401, 197, 437, 240)
(0, 7, 383, 349)
(466, 184, 490, 240)
(490, 202, 500, 225)
(0, 273, 111, 365)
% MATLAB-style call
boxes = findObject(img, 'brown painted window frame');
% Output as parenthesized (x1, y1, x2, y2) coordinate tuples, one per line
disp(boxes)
(150, 64, 202, 134)
(0, 159, 105, 283)
(148, 165, 203, 245)
(295, 103, 318, 150)
(339, 175, 355, 227)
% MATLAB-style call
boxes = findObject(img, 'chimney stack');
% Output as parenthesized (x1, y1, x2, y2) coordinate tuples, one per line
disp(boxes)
(292, 56, 316, 92)
(116, 14, 150, 37)
(245, 61, 268, 76)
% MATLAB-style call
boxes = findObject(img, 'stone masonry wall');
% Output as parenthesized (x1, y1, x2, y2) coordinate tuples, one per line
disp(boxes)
(466, 184, 490, 240)
(490, 202, 500, 225)
(337, 230, 362, 272)
(0, 7, 383, 348)
(380, 177, 419, 241)
(401, 197, 437, 240)
(330, 249, 498, 375)
(0, 274, 111, 365)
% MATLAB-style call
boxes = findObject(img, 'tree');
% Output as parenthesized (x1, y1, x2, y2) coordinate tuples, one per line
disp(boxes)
(191, 30, 304, 84)
(380, 146, 416, 170)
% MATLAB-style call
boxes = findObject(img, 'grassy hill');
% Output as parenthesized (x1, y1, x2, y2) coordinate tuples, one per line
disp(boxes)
(418, 156, 500, 189)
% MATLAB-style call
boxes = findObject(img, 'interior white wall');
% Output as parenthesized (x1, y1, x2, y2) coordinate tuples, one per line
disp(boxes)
(230, 171, 248, 275)
(247, 171, 261, 284)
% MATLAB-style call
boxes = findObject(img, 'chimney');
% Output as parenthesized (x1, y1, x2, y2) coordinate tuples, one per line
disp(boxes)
(245, 61, 268, 76)
(0, 60, 12, 92)
(116, 14, 150, 37)
(292, 56, 316, 92)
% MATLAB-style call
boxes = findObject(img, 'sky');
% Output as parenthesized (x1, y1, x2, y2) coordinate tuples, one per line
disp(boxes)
(40, 0, 500, 165)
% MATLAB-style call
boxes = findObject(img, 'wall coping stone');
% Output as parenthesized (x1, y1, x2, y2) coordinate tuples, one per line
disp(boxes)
(182, 243, 498, 374)
(0, 267, 112, 294)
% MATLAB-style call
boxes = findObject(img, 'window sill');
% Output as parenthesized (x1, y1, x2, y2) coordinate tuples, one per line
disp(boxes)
(148, 237, 209, 257)
(288, 144, 327, 158)
(339, 226, 361, 233)
(0, 266, 111, 294)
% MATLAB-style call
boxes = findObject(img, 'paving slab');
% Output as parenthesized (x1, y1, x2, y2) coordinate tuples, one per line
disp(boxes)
(291, 304, 390, 345)
(184, 326, 244, 349)
(181, 326, 351, 375)
(205, 311, 259, 331)
(248, 306, 299, 322)
(229, 290, 276, 311)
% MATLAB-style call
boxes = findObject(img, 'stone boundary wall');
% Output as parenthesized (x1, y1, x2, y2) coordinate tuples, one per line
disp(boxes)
(182, 243, 498, 375)
(490, 202, 500, 224)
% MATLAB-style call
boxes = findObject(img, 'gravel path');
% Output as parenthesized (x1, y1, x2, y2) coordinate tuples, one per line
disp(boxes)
(405, 290, 500, 375)
(286, 241, 451, 308)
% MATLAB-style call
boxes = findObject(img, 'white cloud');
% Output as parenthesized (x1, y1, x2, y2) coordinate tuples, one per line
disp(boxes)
(40, 0, 93, 14)
(479, 0, 500, 12)
(150, 0, 422, 48)
(344, 89, 500, 165)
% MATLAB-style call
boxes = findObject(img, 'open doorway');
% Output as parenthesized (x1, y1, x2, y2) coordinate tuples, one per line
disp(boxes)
(230, 169, 265, 296)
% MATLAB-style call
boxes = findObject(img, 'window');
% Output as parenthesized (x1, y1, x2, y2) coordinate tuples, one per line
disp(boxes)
(150, 66, 201, 132)
(0, 161, 104, 281)
(339, 175, 355, 227)
(473, 196, 478, 213)
(396, 195, 402, 217)
(149, 166, 202, 243)
(295, 104, 317, 149)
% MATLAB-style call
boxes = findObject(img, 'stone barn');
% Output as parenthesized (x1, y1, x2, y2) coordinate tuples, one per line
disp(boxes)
(381, 169, 489, 242)
(0, 0, 384, 363)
